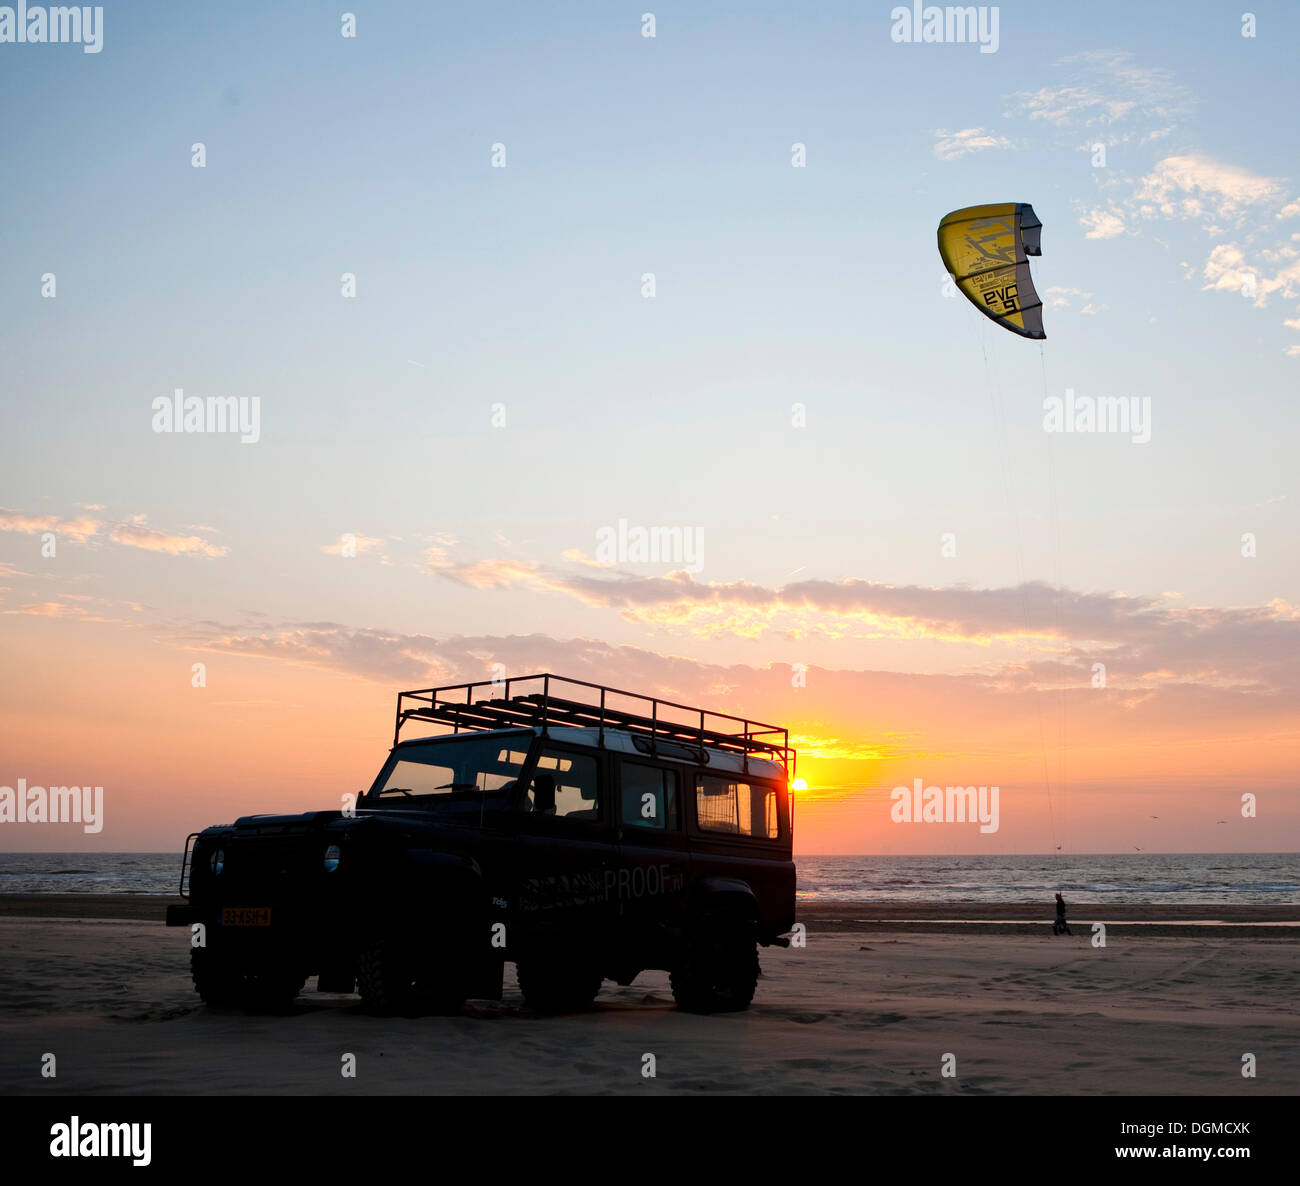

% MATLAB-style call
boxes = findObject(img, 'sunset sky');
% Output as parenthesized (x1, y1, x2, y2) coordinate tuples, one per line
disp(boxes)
(2, 2, 1297, 853)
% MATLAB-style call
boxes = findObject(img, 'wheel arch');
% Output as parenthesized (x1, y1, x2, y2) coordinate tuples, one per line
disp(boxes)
(690, 876, 759, 921)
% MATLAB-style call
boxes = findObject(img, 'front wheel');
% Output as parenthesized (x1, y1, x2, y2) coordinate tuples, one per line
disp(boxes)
(358, 930, 465, 1017)
(670, 920, 759, 1014)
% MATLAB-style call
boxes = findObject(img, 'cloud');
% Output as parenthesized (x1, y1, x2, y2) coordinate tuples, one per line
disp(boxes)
(0, 507, 232, 558)
(164, 598, 1300, 788)
(1081, 150, 1300, 335)
(1014, 84, 1125, 126)
(1079, 208, 1126, 239)
(1019, 282, 1102, 310)
(13, 560, 1289, 799)
(1201, 242, 1255, 294)
(561, 548, 615, 570)
(2, 601, 68, 617)
(0, 594, 129, 624)
(424, 557, 1300, 695)
(109, 523, 229, 558)
(0, 510, 101, 543)
(1010, 51, 1300, 343)
(1045, 286, 1087, 309)
(435, 557, 548, 591)
(933, 127, 1011, 161)
(1133, 154, 1284, 226)
(1009, 52, 1296, 347)
(1007, 50, 1195, 140)
(1044, 286, 1105, 312)
(190, 601, 1297, 697)
(1202, 242, 1300, 308)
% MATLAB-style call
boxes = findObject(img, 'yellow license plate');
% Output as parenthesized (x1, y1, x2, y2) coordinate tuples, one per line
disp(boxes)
(220, 907, 272, 927)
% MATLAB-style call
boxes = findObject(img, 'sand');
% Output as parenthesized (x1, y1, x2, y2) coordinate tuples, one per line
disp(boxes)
(1, 897, 1296, 1095)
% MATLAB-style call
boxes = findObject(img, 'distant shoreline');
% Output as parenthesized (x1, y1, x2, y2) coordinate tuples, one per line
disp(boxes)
(2, 894, 1297, 936)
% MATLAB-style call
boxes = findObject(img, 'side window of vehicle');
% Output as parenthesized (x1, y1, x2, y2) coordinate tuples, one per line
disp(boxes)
(695, 775, 779, 838)
(621, 763, 679, 831)
(524, 750, 601, 822)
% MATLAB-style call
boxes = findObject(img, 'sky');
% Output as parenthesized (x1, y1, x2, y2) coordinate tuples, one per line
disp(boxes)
(1, 1, 1297, 854)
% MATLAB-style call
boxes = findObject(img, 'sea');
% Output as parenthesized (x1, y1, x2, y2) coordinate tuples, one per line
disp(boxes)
(0, 851, 1296, 905)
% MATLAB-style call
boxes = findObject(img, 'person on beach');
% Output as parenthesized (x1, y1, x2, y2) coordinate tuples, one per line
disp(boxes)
(1053, 892, 1072, 935)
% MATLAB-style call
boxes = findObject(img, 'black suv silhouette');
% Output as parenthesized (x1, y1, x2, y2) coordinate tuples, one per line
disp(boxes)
(167, 674, 798, 1015)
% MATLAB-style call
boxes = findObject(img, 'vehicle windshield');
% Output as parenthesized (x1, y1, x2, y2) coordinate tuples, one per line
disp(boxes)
(367, 735, 529, 803)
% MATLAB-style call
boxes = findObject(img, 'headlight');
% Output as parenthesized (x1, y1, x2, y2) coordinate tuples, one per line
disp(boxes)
(324, 844, 341, 873)
(210, 848, 225, 876)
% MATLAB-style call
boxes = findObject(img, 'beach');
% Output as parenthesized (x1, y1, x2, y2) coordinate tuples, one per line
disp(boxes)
(1, 895, 1296, 1095)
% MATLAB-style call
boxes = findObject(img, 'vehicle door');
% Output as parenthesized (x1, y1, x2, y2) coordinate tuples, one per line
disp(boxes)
(507, 741, 617, 954)
(615, 758, 691, 962)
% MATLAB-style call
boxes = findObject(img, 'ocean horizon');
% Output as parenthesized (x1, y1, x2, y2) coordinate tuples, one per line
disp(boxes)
(0, 851, 1296, 904)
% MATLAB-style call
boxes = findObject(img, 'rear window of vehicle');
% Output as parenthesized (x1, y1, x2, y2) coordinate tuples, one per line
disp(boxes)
(695, 775, 779, 838)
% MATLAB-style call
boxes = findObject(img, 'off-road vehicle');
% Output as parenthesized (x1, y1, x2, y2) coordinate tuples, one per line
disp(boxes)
(166, 674, 797, 1014)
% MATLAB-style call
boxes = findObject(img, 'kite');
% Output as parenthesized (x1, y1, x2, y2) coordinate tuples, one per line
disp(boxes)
(937, 203, 1045, 339)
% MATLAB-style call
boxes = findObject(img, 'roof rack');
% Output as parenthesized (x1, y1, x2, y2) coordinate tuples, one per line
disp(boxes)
(394, 673, 795, 777)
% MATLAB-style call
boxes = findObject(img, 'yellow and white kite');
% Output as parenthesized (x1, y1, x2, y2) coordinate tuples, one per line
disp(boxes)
(937, 203, 1045, 340)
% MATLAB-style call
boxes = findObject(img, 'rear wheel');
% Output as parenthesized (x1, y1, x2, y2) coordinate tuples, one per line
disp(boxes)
(670, 918, 759, 1014)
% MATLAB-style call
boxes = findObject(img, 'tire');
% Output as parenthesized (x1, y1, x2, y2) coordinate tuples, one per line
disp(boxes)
(358, 930, 465, 1017)
(670, 918, 760, 1014)
(191, 946, 304, 1012)
(516, 957, 603, 1014)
